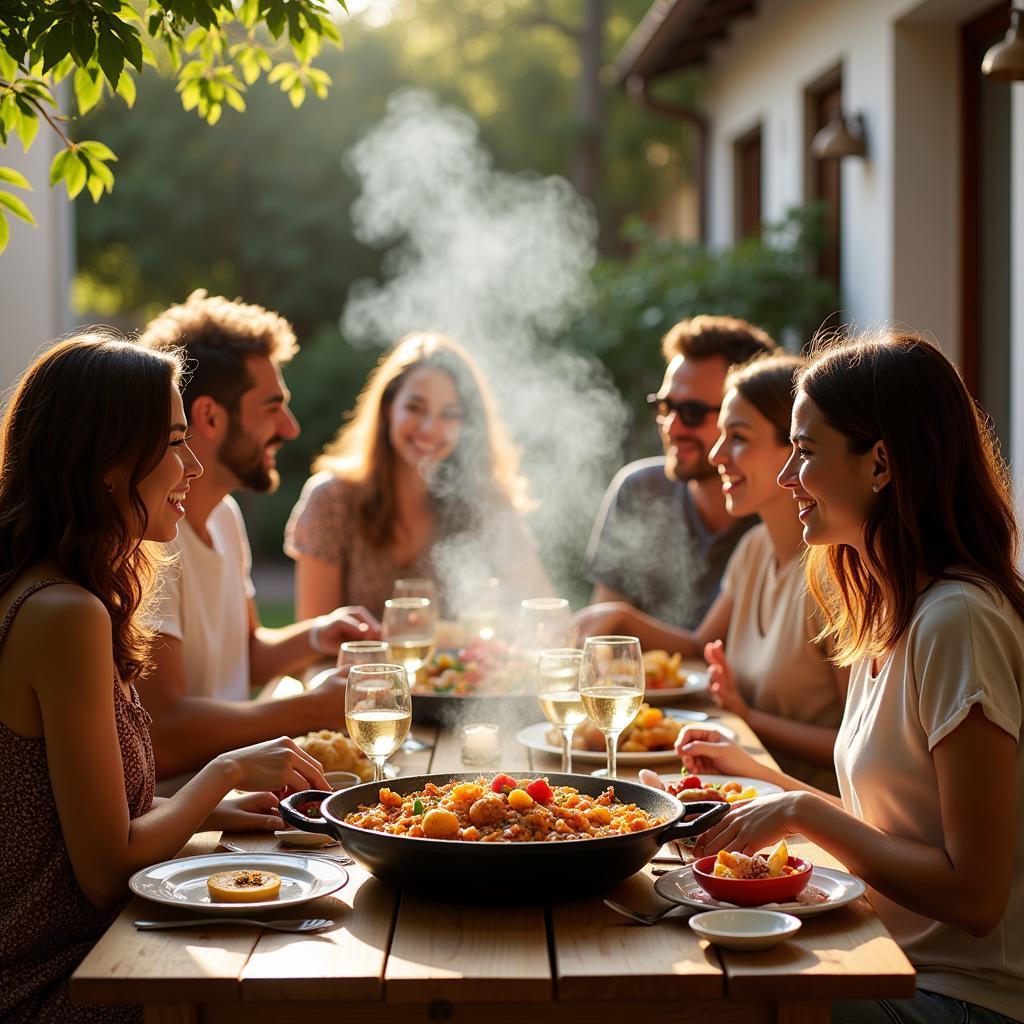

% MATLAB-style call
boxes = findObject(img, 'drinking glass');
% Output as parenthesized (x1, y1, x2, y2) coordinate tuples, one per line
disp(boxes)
(535, 648, 584, 774)
(394, 578, 438, 605)
(382, 597, 438, 678)
(457, 576, 503, 642)
(337, 640, 390, 671)
(579, 635, 645, 780)
(344, 663, 412, 783)
(516, 597, 571, 660)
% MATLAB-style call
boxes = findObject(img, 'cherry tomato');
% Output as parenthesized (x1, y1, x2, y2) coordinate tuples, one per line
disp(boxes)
(491, 773, 519, 793)
(679, 776, 704, 790)
(525, 778, 554, 804)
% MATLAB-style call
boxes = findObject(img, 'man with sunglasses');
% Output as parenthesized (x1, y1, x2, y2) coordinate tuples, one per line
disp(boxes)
(579, 315, 776, 636)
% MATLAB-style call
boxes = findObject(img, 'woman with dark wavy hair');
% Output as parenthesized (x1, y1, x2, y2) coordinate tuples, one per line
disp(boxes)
(674, 331, 1023, 1024)
(0, 336, 329, 1023)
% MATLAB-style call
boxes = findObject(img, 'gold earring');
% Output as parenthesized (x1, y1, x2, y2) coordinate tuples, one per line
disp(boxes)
(872, 483, 880, 493)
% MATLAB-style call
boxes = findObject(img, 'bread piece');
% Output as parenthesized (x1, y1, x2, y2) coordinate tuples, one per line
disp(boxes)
(207, 868, 282, 903)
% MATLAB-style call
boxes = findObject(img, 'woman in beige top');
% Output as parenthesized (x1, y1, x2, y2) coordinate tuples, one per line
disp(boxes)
(679, 332, 1023, 1024)
(578, 354, 848, 786)
(287, 332, 551, 621)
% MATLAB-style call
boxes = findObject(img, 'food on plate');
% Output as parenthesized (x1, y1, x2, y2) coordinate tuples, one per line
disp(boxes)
(642, 649, 690, 689)
(666, 774, 759, 804)
(295, 729, 373, 781)
(343, 775, 664, 842)
(548, 703, 682, 753)
(712, 840, 798, 880)
(207, 868, 282, 903)
(413, 638, 532, 696)
(295, 799, 324, 818)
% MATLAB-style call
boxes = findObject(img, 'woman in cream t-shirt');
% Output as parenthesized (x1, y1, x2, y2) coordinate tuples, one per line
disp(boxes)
(679, 332, 1023, 1024)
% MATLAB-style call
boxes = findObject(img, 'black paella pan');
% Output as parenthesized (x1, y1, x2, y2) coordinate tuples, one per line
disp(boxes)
(280, 772, 729, 903)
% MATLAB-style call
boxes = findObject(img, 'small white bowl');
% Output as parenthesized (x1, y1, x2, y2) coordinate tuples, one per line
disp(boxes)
(324, 771, 363, 791)
(274, 829, 338, 849)
(688, 909, 802, 950)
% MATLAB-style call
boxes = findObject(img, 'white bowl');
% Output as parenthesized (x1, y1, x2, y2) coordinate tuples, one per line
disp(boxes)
(324, 770, 363, 790)
(688, 909, 802, 950)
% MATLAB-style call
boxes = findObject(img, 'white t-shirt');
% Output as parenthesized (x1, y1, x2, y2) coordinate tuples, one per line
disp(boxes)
(151, 496, 255, 702)
(836, 578, 1024, 1019)
(721, 524, 841, 791)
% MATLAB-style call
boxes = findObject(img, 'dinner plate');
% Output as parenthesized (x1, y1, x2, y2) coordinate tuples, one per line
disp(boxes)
(654, 864, 866, 917)
(516, 713, 736, 765)
(659, 774, 784, 797)
(644, 664, 711, 705)
(129, 853, 349, 915)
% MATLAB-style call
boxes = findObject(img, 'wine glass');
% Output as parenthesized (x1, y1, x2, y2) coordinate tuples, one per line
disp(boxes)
(579, 635, 645, 780)
(344, 664, 412, 783)
(382, 597, 438, 678)
(337, 639, 390, 672)
(394, 578, 438, 606)
(457, 576, 502, 642)
(536, 648, 584, 774)
(516, 597, 571, 660)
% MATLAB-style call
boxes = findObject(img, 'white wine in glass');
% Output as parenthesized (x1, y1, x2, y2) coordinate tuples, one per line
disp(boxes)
(580, 635, 644, 780)
(345, 663, 412, 783)
(536, 647, 584, 774)
(383, 597, 438, 677)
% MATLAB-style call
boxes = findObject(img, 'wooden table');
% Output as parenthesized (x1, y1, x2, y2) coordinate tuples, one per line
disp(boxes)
(72, 703, 914, 1023)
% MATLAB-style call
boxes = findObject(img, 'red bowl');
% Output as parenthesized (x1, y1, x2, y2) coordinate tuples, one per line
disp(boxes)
(693, 855, 812, 906)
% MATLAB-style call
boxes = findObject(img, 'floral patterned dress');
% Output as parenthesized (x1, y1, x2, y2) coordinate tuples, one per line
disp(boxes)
(0, 579, 154, 1022)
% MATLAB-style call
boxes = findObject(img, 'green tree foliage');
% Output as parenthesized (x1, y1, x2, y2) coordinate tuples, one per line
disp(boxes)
(0, 0, 342, 251)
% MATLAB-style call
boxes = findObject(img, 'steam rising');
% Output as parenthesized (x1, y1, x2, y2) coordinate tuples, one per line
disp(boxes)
(341, 89, 629, 602)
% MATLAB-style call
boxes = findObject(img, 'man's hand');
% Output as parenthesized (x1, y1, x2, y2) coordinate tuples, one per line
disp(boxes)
(309, 605, 382, 655)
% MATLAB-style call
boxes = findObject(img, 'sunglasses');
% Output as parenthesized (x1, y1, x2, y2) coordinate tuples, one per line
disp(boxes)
(646, 394, 721, 427)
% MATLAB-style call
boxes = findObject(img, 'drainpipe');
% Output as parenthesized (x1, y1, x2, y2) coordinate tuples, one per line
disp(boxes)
(626, 74, 708, 244)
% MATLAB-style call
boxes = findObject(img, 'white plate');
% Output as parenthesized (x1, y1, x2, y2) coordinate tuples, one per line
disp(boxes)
(659, 774, 783, 798)
(654, 864, 866, 917)
(129, 853, 349, 915)
(516, 713, 736, 765)
(644, 668, 711, 705)
(689, 908, 801, 950)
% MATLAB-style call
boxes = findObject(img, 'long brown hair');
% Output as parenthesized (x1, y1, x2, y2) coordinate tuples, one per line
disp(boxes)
(314, 332, 528, 546)
(0, 335, 184, 682)
(726, 353, 806, 445)
(800, 330, 1024, 663)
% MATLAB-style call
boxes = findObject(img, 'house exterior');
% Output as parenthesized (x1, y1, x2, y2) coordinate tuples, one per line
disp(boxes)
(616, 0, 1024, 473)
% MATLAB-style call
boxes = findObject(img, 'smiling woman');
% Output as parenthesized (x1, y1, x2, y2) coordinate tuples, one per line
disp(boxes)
(286, 331, 552, 621)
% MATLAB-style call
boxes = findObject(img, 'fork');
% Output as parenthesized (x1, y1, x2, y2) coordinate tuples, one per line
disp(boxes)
(603, 900, 693, 926)
(135, 917, 334, 933)
(218, 840, 354, 866)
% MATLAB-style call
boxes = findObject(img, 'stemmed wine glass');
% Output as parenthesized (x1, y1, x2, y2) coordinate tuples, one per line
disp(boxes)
(337, 639, 390, 672)
(344, 663, 412, 783)
(457, 576, 502, 642)
(579, 635, 644, 780)
(516, 598, 571, 661)
(535, 647, 584, 774)
(382, 597, 437, 754)
(394, 578, 438, 606)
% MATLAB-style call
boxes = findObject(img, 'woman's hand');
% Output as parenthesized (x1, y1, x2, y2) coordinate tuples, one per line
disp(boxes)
(215, 736, 330, 794)
(674, 726, 767, 779)
(310, 605, 382, 652)
(704, 640, 749, 719)
(203, 791, 283, 833)
(572, 601, 634, 643)
(693, 791, 809, 858)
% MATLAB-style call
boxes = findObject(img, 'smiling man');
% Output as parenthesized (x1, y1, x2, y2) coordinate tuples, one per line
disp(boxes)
(581, 316, 776, 632)
(138, 291, 379, 783)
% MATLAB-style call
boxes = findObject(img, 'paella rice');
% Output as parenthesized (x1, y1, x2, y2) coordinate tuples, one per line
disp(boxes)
(342, 775, 666, 842)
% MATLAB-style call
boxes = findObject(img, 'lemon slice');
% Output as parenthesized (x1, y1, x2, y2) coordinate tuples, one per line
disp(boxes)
(207, 868, 282, 903)
(766, 839, 789, 878)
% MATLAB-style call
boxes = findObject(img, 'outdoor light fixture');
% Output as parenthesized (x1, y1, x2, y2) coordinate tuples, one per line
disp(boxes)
(811, 112, 866, 160)
(981, 5, 1024, 81)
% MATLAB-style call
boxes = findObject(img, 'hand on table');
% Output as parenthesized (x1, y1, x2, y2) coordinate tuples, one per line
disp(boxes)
(203, 791, 283, 833)
(310, 605, 382, 653)
(704, 640, 750, 719)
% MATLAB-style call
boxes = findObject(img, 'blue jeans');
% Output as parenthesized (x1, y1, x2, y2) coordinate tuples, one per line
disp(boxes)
(832, 990, 1020, 1024)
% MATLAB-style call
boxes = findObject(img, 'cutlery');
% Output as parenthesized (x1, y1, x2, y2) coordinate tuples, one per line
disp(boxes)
(399, 735, 433, 753)
(603, 899, 692, 926)
(135, 917, 333, 933)
(218, 840, 354, 866)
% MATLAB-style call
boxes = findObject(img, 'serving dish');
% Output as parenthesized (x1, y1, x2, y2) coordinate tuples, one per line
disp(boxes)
(654, 863, 866, 916)
(659, 774, 784, 799)
(129, 853, 349, 915)
(692, 854, 812, 906)
(688, 909, 802, 950)
(280, 772, 729, 903)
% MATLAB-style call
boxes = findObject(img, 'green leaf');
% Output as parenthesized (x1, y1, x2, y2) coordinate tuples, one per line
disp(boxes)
(115, 70, 136, 106)
(78, 140, 118, 162)
(0, 167, 31, 190)
(205, 102, 222, 125)
(64, 153, 88, 199)
(0, 190, 37, 226)
(0, 50, 18, 80)
(109, 20, 143, 71)
(42, 21, 74, 74)
(72, 13, 97, 64)
(266, 62, 291, 84)
(96, 28, 125, 88)
(14, 109, 39, 151)
(49, 148, 72, 185)
(0, 213, 9, 255)
(74, 65, 104, 115)
(86, 173, 104, 203)
(223, 86, 245, 112)
(287, 80, 305, 108)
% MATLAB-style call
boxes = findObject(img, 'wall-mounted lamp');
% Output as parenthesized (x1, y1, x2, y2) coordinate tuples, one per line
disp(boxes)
(981, 6, 1024, 81)
(811, 112, 866, 160)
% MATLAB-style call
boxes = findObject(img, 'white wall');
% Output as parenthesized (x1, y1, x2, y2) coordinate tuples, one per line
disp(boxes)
(0, 131, 74, 391)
